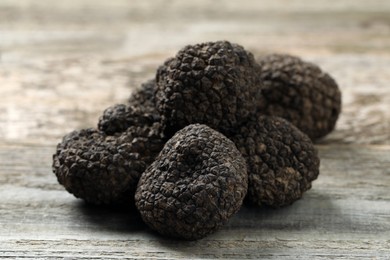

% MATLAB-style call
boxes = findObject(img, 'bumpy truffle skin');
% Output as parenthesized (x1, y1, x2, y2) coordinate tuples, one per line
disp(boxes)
(230, 116, 320, 208)
(135, 124, 248, 240)
(98, 80, 159, 135)
(155, 41, 261, 137)
(257, 54, 342, 140)
(53, 124, 165, 206)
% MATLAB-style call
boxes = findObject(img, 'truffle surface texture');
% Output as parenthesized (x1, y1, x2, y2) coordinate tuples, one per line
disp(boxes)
(53, 124, 165, 206)
(230, 115, 320, 208)
(135, 124, 248, 240)
(98, 80, 159, 135)
(257, 54, 341, 140)
(155, 41, 261, 136)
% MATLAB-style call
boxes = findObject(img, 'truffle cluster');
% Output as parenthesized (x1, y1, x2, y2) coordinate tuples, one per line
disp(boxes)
(53, 40, 341, 240)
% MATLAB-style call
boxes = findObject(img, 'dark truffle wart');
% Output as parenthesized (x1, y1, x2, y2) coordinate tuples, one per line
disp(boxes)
(53, 124, 165, 206)
(135, 124, 248, 240)
(230, 116, 320, 208)
(257, 54, 341, 140)
(155, 41, 261, 136)
(98, 80, 159, 135)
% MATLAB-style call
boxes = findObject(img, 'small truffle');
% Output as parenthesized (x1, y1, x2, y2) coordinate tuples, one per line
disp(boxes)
(230, 115, 320, 208)
(98, 80, 159, 135)
(155, 41, 261, 136)
(257, 54, 342, 140)
(135, 124, 248, 240)
(52, 123, 165, 206)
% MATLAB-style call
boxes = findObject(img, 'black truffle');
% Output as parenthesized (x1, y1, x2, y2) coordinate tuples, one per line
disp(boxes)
(230, 115, 320, 208)
(98, 80, 159, 135)
(52, 123, 165, 206)
(135, 124, 248, 240)
(155, 41, 261, 137)
(257, 54, 341, 140)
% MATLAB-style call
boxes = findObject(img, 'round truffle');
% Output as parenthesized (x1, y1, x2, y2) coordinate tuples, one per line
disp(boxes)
(230, 115, 320, 208)
(52, 124, 166, 206)
(135, 124, 248, 240)
(155, 41, 261, 137)
(98, 80, 159, 135)
(257, 54, 341, 140)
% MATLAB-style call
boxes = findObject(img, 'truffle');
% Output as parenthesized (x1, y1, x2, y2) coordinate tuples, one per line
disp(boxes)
(52, 123, 165, 206)
(98, 80, 160, 135)
(257, 54, 341, 140)
(230, 115, 320, 208)
(155, 41, 261, 137)
(135, 124, 248, 240)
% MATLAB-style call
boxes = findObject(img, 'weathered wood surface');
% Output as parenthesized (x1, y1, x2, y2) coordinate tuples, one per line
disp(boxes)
(1, 0, 389, 259)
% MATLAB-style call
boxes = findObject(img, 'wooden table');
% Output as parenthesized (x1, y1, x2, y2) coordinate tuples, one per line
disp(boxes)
(1, 0, 389, 258)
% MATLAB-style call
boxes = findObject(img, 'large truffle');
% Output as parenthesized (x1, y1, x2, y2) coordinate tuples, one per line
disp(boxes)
(135, 124, 248, 240)
(257, 54, 341, 140)
(155, 41, 261, 137)
(98, 80, 159, 135)
(52, 123, 165, 206)
(230, 115, 320, 208)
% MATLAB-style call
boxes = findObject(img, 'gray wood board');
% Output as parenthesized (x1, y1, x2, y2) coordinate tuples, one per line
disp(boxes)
(1, 0, 390, 258)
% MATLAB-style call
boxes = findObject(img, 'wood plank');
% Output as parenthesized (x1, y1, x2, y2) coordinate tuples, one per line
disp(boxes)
(1, 0, 389, 258)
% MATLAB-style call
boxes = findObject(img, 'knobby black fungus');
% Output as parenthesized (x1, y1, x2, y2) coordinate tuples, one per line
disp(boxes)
(98, 80, 160, 135)
(52, 123, 166, 206)
(230, 115, 320, 208)
(257, 54, 342, 140)
(135, 124, 248, 240)
(155, 41, 261, 137)
(53, 42, 336, 240)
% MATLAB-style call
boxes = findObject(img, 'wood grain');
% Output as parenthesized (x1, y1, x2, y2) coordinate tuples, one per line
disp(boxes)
(0, 0, 389, 259)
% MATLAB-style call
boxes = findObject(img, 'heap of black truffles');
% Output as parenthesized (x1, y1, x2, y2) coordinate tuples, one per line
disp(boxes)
(53, 40, 341, 240)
